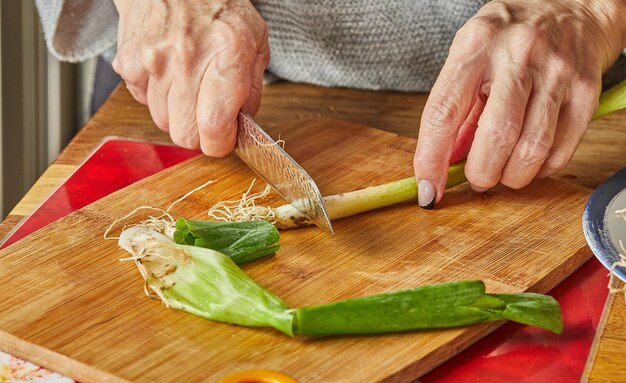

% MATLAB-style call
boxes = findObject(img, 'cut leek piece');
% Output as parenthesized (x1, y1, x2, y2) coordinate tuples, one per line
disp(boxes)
(293, 280, 562, 336)
(119, 226, 293, 335)
(173, 218, 280, 263)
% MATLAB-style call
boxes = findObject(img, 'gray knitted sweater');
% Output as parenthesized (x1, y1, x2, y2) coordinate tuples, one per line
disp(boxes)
(252, 0, 486, 90)
(35, 0, 487, 91)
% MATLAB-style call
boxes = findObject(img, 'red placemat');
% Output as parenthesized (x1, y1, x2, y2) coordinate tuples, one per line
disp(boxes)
(1, 138, 200, 249)
(0, 138, 608, 382)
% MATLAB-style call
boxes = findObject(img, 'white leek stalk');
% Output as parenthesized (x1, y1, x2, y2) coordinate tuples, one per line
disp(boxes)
(268, 161, 465, 229)
(118, 226, 294, 335)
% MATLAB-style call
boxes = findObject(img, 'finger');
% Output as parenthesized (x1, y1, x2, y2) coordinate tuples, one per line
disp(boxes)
(414, 18, 499, 207)
(414, 57, 488, 208)
(500, 86, 564, 189)
(464, 70, 532, 191)
(196, 30, 256, 157)
(536, 82, 599, 178)
(167, 74, 202, 149)
(242, 37, 270, 115)
(449, 93, 486, 164)
(146, 74, 172, 133)
(113, 47, 149, 90)
(115, 50, 150, 109)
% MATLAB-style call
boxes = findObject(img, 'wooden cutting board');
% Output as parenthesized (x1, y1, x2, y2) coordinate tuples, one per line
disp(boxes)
(0, 119, 592, 382)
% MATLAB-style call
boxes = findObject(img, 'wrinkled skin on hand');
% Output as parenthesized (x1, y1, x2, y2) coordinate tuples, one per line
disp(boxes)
(112, 0, 269, 156)
(414, 0, 626, 202)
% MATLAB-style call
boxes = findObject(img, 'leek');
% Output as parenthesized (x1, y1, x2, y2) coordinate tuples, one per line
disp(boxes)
(113, 79, 626, 337)
(294, 280, 562, 336)
(119, 226, 293, 335)
(173, 218, 280, 263)
(270, 161, 467, 229)
(119, 227, 562, 336)
(211, 162, 467, 229)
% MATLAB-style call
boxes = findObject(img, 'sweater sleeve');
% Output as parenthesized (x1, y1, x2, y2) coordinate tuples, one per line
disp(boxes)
(35, 0, 118, 63)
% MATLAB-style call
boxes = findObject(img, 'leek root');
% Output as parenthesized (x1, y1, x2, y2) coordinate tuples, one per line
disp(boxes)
(609, 208, 626, 298)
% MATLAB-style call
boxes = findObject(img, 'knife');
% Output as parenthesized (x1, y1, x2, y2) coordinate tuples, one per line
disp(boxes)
(234, 112, 334, 234)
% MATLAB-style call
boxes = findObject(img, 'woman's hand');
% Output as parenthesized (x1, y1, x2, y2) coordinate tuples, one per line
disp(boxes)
(112, 0, 269, 156)
(414, 0, 626, 208)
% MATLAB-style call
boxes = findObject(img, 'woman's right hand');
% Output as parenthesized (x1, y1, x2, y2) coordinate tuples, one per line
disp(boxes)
(112, 0, 269, 156)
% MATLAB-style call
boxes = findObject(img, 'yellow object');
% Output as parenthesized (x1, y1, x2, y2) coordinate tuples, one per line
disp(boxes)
(218, 369, 298, 383)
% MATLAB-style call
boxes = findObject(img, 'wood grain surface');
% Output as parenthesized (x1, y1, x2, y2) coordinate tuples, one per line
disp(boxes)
(2, 83, 625, 381)
(0, 118, 593, 382)
(587, 290, 626, 382)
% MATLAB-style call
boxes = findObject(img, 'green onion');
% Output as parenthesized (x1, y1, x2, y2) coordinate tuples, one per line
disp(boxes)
(293, 280, 562, 336)
(119, 227, 562, 336)
(119, 226, 293, 335)
(252, 161, 466, 229)
(593, 79, 626, 120)
(173, 218, 280, 263)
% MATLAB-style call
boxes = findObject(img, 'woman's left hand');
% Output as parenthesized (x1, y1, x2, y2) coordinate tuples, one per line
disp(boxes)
(413, 0, 626, 209)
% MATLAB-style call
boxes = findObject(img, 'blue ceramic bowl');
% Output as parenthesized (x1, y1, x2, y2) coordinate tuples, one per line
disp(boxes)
(582, 167, 626, 282)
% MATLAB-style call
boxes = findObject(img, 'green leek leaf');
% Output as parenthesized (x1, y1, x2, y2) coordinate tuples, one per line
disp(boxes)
(174, 218, 280, 263)
(294, 281, 562, 336)
(491, 292, 563, 334)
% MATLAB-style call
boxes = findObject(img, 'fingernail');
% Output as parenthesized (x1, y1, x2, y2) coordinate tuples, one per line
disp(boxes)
(418, 179, 436, 210)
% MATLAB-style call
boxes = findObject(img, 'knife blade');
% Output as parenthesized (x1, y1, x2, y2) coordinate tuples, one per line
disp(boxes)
(234, 112, 334, 234)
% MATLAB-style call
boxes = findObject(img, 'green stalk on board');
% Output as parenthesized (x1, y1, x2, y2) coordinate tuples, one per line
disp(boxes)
(119, 227, 562, 336)
(271, 161, 467, 229)
(294, 280, 562, 336)
(173, 218, 280, 263)
(210, 161, 467, 229)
